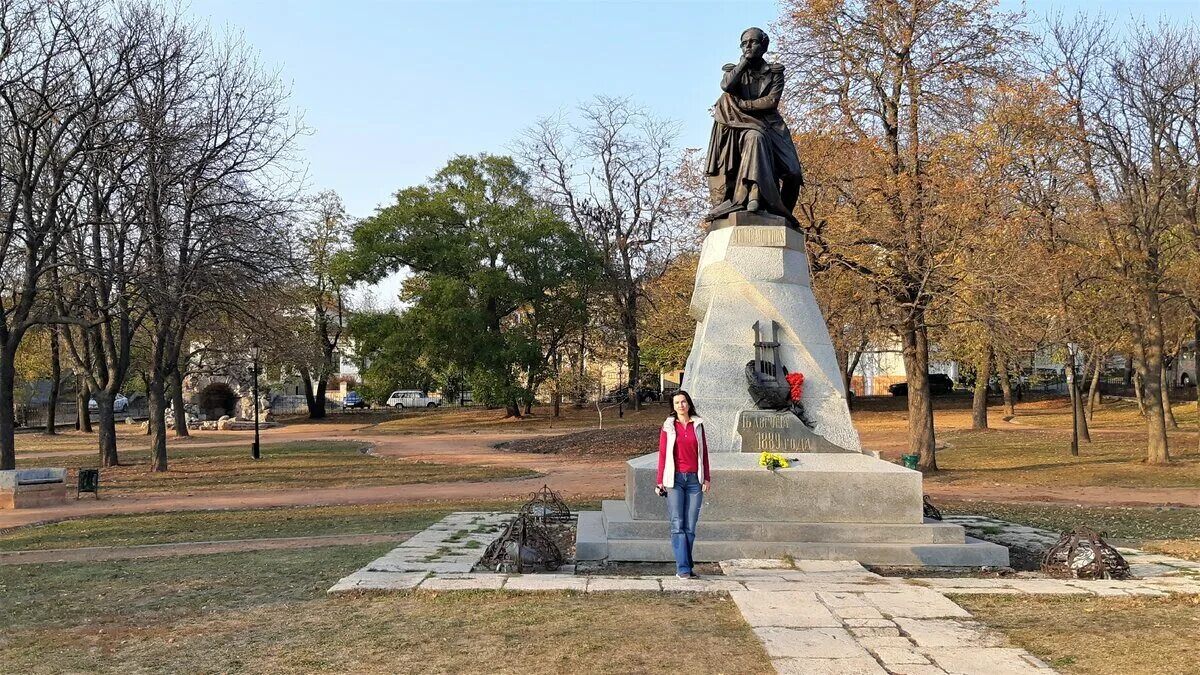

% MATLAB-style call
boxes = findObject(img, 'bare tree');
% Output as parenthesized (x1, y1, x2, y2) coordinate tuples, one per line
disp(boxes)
(129, 7, 300, 471)
(0, 0, 141, 469)
(517, 97, 692, 410)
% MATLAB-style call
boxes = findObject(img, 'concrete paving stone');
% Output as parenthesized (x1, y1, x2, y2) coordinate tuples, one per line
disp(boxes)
(843, 618, 898, 628)
(863, 590, 972, 619)
(367, 561, 475, 574)
(937, 588, 1022, 595)
(857, 636, 916, 650)
(327, 571, 428, 593)
(911, 578, 1017, 589)
(870, 647, 931, 666)
(418, 574, 506, 591)
(894, 619, 1004, 649)
(1141, 578, 1200, 590)
(659, 577, 748, 593)
(502, 575, 588, 592)
(1121, 587, 1168, 597)
(742, 579, 807, 591)
(848, 626, 901, 638)
(731, 591, 842, 628)
(1129, 563, 1179, 577)
(794, 560, 871, 574)
(923, 648, 1052, 674)
(832, 605, 885, 620)
(818, 591, 872, 607)
(752, 627, 871, 659)
(721, 558, 794, 570)
(807, 582, 910, 593)
(585, 577, 662, 592)
(772, 657, 888, 675)
(885, 666, 949, 675)
(998, 580, 1090, 595)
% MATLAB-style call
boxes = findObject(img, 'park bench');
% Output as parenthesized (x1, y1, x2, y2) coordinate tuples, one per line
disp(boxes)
(0, 467, 68, 509)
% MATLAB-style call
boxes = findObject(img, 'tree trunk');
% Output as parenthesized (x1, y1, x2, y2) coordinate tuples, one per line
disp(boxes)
(45, 327, 61, 435)
(312, 376, 329, 420)
(901, 315, 937, 471)
(148, 370, 169, 471)
(1064, 344, 1090, 453)
(623, 291, 642, 412)
(1086, 354, 1103, 420)
(505, 399, 521, 418)
(1123, 352, 1134, 386)
(553, 353, 562, 418)
(94, 393, 119, 467)
(1133, 370, 1147, 417)
(170, 367, 189, 437)
(300, 366, 327, 420)
(1160, 361, 1179, 430)
(77, 376, 93, 433)
(0, 351, 16, 470)
(971, 348, 992, 430)
(1133, 293, 1170, 464)
(997, 363, 1015, 416)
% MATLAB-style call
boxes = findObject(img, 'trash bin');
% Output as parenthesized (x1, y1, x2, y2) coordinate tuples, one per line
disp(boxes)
(901, 454, 920, 470)
(77, 468, 99, 499)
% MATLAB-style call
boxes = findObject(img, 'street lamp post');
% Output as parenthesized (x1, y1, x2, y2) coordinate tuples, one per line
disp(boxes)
(250, 343, 261, 460)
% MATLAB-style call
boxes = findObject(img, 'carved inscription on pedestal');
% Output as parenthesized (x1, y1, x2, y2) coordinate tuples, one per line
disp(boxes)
(738, 410, 854, 454)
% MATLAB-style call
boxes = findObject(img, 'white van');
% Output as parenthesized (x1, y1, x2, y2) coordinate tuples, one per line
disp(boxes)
(386, 390, 442, 408)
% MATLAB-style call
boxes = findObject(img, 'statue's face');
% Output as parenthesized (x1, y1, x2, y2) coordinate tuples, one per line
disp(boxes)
(740, 30, 768, 60)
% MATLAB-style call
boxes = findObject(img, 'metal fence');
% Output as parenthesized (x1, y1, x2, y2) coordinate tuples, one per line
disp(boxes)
(16, 398, 150, 430)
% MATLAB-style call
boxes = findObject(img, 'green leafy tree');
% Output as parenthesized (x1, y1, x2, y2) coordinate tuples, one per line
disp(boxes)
(337, 154, 596, 417)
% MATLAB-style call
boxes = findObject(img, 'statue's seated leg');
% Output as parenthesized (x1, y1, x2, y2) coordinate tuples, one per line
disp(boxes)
(781, 174, 801, 212)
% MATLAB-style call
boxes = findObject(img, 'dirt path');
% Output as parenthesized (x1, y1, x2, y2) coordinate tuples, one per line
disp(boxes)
(5, 420, 1195, 532)
(0, 532, 415, 565)
(0, 427, 627, 530)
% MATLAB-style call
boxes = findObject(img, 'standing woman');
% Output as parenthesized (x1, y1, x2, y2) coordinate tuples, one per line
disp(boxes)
(656, 390, 712, 579)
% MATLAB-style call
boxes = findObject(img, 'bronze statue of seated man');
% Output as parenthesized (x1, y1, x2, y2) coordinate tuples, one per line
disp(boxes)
(704, 27, 803, 227)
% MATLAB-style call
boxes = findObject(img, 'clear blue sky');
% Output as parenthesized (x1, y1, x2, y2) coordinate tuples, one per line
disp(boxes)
(187, 0, 1197, 301)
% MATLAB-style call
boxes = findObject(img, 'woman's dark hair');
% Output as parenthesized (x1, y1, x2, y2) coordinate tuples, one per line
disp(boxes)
(670, 389, 698, 419)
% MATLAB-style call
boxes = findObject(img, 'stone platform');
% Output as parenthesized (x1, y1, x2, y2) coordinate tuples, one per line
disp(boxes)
(575, 453, 1008, 567)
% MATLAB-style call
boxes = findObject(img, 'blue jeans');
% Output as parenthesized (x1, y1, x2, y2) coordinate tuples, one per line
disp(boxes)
(667, 471, 703, 575)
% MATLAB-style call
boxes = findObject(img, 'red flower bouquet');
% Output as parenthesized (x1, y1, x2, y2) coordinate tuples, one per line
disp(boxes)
(786, 372, 805, 402)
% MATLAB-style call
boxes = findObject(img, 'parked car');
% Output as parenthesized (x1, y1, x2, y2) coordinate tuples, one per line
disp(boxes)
(386, 390, 442, 408)
(88, 393, 129, 413)
(600, 387, 660, 404)
(888, 374, 954, 397)
(341, 391, 369, 409)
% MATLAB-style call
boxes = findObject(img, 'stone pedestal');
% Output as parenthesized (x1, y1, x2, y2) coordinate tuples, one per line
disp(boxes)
(683, 219, 860, 453)
(575, 454, 1008, 567)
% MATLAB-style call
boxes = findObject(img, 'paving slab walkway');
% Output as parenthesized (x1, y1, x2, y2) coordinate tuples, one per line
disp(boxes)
(330, 512, 1200, 674)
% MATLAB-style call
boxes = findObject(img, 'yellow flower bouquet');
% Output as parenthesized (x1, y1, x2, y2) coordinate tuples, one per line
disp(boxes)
(759, 452, 789, 471)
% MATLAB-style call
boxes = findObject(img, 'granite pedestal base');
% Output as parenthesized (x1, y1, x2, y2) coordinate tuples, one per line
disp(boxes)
(575, 453, 1008, 567)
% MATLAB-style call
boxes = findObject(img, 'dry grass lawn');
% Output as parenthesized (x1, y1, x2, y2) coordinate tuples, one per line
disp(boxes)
(13, 440, 537, 495)
(957, 593, 1200, 675)
(0, 500, 567, 551)
(0, 545, 771, 674)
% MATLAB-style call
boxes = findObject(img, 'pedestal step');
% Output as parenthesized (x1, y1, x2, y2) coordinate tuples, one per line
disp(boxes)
(575, 510, 1010, 567)
(602, 500, 966, 544)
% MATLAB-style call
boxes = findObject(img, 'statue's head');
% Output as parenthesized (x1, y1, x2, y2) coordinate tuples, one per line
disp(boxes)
(740, 27, 769, 60)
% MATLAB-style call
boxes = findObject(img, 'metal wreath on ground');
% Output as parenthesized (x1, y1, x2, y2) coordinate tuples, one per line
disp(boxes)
(519, 484, 572, 525)
(922, 495, 942, 521)
(481, 513, 565, 573)
(1041, 527, 1131, 580)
